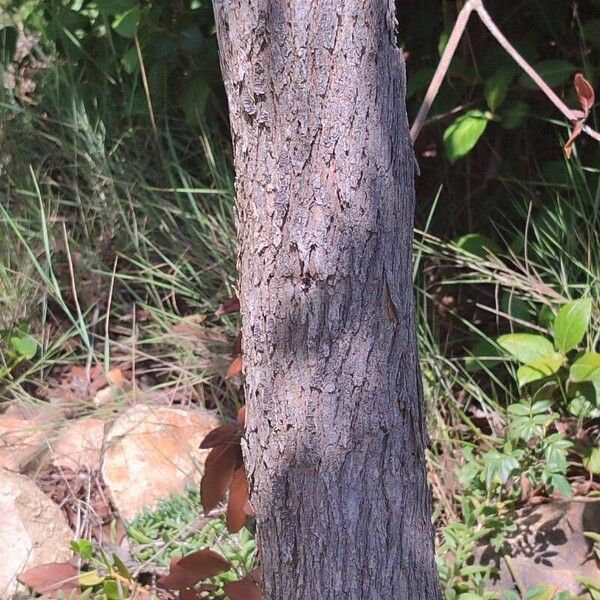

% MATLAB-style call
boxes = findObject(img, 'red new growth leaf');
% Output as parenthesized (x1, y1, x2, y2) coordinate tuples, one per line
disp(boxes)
(232, 330, 242, 356)
(574, 73, 595, 115)
(224, 574, 262, 600)
(226, 355, 243, 378)
(227, 466, 250, 533)
(215, 296, 240, 317)
(201, 443, 240, 511)
(17, 562, 78, 595)
(200, 424, 242, 449)
(158, 549, 230, 590)
(237, 405, 246, 425)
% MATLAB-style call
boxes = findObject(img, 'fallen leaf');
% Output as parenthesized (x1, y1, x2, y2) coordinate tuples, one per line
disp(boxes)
(17, 562, 79, 595)
(227, 466, 249, 533)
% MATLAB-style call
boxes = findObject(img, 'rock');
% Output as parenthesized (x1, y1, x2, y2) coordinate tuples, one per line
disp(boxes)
(0, 416, 50, 472)
(481, 500, 600, 595)
(49, 418, 105, 472)
(101, 405, 221, 521)
(0, 468, 73, 595)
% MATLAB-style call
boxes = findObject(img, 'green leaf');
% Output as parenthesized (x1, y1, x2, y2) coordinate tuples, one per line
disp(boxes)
(111, 554, 131, 581)
(570, 351, 600, 383)
(79, 570, 105, 587)
(524, 587, 557, 600)
(548, 474, 573, 499)
(485, 66, 516, 112)
(583, 19, 600, 47)
(407, 67, 435, 99)
(519, 59, 576, 89)
(507, 403, 530, 416)
(497, 333, 555, 364)
(465, 339, 501, 373)
(584, 448, 600, 475)
(569, 396, 600, 418)
(517, 354, 563, 388)
(500, 99, 531, 129)
(120, 45, 138, 74)
(111, 6, 140, 39)
(554, 298, 591, 352)
(10, 334, 38, 360)
(454, 233, 501, 257)
(443, 110, 489, 164)
(70, 539, 94, 561)
(96, 0, 135, 15)
(501, 292, 531, 322)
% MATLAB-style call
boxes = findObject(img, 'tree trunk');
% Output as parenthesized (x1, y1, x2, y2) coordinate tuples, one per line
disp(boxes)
(212, 1, 441, 598)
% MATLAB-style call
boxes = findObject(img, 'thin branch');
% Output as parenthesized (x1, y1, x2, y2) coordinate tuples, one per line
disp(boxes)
(473, 1, 600, 142)
(410, 0, 475, 142)
(410, 0, 600, 144)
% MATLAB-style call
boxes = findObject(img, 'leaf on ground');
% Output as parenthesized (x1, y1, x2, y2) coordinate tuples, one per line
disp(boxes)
(17, 562, 79, 595)
(227, 466, 249, 533)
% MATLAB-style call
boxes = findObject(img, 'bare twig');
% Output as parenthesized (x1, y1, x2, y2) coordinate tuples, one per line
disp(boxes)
(410, 0, 475, 142)
(410, 0, 600, 144)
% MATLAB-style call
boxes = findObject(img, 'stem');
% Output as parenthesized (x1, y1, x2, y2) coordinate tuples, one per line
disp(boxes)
(410, 0, 475, 142)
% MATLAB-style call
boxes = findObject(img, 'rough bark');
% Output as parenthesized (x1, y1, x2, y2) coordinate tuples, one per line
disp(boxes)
(212, 0, 441, 598)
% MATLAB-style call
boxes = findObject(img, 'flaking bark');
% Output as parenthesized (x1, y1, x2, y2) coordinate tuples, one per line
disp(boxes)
(211, 0, 442, 598)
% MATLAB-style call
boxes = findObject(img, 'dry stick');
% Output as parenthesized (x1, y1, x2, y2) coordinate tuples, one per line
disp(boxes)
(410, 0, 600, 144)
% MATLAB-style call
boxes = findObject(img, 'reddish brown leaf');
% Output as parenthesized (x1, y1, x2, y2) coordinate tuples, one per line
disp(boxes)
(232, 330, 242, 356)
(201, 444, 240, 511)
(180, 589, 203, 600)
(224, 575, 262, 600)
(574, 73, 595, 114)
(17, 562, 79, 595)
(200, 424, 242, 449)
(227, 466, 249, 533)
(564, 119, 584, 158)
(226, 355, 243, 378)
(244, 498, 255, 517)
(158, 549, 230, 590)
(215, 296, 240, 317)
(237, 405, 246, 425)
(178, 548, 231, 577)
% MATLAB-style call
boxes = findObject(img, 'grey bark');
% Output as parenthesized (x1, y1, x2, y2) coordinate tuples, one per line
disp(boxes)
(211, 1, 441, 598)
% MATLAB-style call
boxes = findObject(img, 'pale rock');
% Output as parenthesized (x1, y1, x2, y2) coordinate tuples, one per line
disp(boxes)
(0, 416, 51, 472)
(0, 469, 73, 596)
(481, 500, 600, 595)
(50, 418, 105, 472)
(101, 405, 220, 521)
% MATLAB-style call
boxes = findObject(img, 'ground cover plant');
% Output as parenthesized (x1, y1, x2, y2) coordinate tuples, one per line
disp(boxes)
(1, 1, 600, 599)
